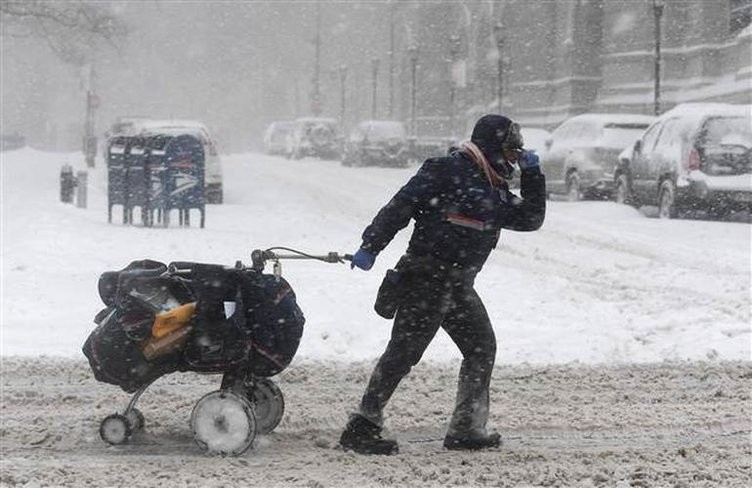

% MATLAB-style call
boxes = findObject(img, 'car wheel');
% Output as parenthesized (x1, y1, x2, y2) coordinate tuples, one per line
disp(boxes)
(658, 179, 678, 219)
(566, 173, 581, 202)
(614, 174, 632, 206)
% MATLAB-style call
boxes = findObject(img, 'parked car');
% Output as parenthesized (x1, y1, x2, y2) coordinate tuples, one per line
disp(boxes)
(286, 117, 342, 160)
(614, 103, 751, 218)
(263, 121, 295, 156)
(543, 113, 656, 200)
(342, 120, 409, 167)
(411, 115, 456, 161)
(132, 119, 224, 204)
(0, 132, 26, 151)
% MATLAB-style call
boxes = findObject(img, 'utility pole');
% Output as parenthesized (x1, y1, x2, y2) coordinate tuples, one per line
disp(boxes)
(653, 0, 665, 116)
(408, 45, 419, 137)
(388, 1, 395, 118)
(339, 65, 348, 128)
(371, 57, 380, 119)
(448, 35, 460, 138)
(493, 22, 504, 114)
(83, 64, 98, 168)
(311, 2, 322, 116)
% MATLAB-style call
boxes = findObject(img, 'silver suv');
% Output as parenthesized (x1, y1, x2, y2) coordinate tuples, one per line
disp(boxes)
(615, 103, 751, 219)
(543, 113, 655, 200)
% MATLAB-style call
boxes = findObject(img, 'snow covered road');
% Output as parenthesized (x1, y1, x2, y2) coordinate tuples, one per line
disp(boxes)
(2, 149, 750, 364)
(0, 358, 749, 487)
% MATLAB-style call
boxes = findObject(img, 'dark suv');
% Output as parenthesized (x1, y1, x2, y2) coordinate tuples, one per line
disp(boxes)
(342, 120, 409, 167)
(615, 103, 751, 218)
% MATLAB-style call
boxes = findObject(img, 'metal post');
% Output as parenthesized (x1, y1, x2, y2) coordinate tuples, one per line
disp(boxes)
(408, 45, 419, 137)
(388, 0, 395, 118)
(493, 22, 504, 114)
(653, 0, 665, 116)
(339, 65, 348, 128)
(448, 35, 460, 139)
(83, 64, 98, 168)
(76, 171, 88, 209)
(371, 58, 380, 119)
(312, 3, 322, 116)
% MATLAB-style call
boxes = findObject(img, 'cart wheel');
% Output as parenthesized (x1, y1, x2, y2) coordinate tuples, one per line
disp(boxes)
(190, 390, 256, 456)
(249, 378, 285, 435)
(100, 413, 131, 445)
(126, 408, 145, 431)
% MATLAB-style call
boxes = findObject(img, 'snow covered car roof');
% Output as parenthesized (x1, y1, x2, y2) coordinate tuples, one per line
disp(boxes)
(294, 117, 338, 125)
(656, 103, 751, 123)
(646, 103, 751, 143)
(561, 113, 657, 127)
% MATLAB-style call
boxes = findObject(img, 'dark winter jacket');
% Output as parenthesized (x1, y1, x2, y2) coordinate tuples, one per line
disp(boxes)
(360, 151, 546, 271)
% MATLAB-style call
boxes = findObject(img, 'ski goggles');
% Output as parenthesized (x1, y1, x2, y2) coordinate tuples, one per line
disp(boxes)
(501, 122, 524, 151)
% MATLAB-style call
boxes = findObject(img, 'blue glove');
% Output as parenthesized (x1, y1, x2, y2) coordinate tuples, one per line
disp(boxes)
(518, 150, 540, 170)
(351, 248, 376, 270)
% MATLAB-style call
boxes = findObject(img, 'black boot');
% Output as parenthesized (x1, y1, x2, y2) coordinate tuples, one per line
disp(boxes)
(339, 414, 399, 455)
(443, 432, 501, 451)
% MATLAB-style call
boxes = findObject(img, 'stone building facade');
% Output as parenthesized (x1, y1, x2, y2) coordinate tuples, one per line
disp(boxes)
(403, 0, 751, 134)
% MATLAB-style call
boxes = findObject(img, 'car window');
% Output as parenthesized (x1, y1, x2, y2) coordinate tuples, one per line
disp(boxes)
(639, 121, 663, 153)
(698, 116, 751, 147)
(580, 123, 599, 140)
(654, 118, 680, 149)
(601, 123, 651, 149)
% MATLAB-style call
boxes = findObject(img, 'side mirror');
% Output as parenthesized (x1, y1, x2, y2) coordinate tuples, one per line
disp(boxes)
(545, 138, 552, 151)
(633, 139, 642, 154)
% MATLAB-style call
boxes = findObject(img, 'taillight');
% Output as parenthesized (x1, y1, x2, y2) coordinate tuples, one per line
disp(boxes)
(208, 141, 218, 156)
(688, 148, 700, 171)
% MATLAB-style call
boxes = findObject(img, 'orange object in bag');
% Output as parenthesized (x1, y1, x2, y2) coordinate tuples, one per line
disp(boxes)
(142, 302, 196, 361)
(152, 302, 196, 338)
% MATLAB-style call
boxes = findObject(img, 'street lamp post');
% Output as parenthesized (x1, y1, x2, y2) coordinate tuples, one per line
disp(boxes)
(371, 57, 380, 119)
(408, 45, 419, 137)
(339, 65, 348, 128)
(388, 1, 395, 118)
(448, 35, 460, 138)
(311, 2, 322, 116)
(493, 22, 504, 114)
(653, 0, 665, 116)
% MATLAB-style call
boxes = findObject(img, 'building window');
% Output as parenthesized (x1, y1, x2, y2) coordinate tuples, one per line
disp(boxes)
(730, 0, 752, 33)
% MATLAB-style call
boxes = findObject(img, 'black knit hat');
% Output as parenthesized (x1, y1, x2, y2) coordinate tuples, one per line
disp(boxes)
(470, 114, 523, 156)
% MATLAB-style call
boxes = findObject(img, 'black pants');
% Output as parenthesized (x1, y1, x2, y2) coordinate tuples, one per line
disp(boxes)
(357, 258, 497, 437)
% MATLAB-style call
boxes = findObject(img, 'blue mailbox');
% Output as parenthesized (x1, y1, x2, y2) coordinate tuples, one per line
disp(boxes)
(163, 134, 205, 228)
(106, 136, 128, 223)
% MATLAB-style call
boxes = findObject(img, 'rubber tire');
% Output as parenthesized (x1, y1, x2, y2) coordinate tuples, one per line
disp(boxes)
(658, 179, 678, 219)
(614, 174, 631, 206)
(100, 414, 131, 445)
(248, 378, 285, 435)
(190, 390, 257, 456)
(566, 173, 581, 202)
(126, 408, 145, 432)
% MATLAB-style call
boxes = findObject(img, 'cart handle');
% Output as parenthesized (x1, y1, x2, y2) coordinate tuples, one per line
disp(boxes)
(250, 247, 353, 271)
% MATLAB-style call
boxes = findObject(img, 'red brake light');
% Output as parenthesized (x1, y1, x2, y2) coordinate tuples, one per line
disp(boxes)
(688, 148, 700, 171)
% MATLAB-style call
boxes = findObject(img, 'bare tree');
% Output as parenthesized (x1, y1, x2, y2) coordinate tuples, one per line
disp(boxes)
(0, 0, 127, 65)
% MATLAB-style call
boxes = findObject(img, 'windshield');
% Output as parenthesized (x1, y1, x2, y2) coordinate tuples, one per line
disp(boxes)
(367, 122, 405, 141)
(600, 124, 651, 149)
